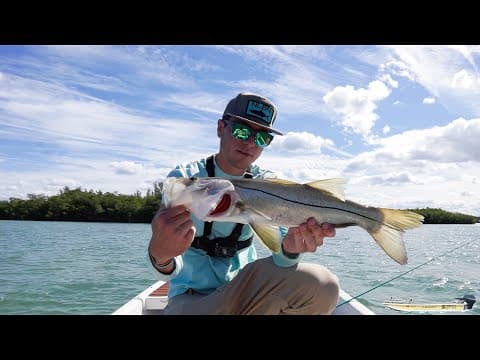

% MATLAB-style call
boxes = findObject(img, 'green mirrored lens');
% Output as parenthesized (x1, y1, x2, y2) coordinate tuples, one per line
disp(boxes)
(254, 132, 273, 147)
(232, 124, 251, 140)
(229, 121, 273, 147)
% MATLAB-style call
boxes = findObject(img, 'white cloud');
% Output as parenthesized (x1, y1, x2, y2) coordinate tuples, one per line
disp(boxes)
(213, 45, 367, 122)
(391, 118, 480, 163)
(0, 157, 182, 200)
(41, 178, 80, 193)
(423, 97, 436, 104)
(269, 131, 334, 152)
(365, 172, 418, 185)
(351, 117, 480, 165)
(382, 125, 390, 134)
(451, 69, 477, 89)
(323, 80, 391, 139)
(337, 117, 480, 214)
(152, 91, 228, 117)
(378, 73, 398, 88)
(256, 153, 348, 184)
(110, 161, 144, 175)
(0, 72, 217, 158)
(342, 164, 480, 215)
(43, 45, 198, 89)
(393, 100, 402, 106)
(386, 45, 480, 117)
(381, 59, 416, 82)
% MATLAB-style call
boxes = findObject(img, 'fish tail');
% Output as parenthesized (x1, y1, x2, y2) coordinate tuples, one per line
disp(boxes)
(369, 209, 424, 265)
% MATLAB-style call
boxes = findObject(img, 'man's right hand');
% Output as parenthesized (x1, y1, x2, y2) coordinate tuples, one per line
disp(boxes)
(148, 205, 196, 266)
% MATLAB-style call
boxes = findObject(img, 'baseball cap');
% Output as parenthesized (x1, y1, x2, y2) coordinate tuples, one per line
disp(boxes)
(223, 93, 284, 135)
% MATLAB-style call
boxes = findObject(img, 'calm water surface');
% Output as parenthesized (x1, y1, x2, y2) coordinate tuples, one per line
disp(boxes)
(1, 220, 479, 315)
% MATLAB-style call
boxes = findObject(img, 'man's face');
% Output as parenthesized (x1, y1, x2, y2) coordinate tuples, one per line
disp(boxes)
(217, 118, 268, 171)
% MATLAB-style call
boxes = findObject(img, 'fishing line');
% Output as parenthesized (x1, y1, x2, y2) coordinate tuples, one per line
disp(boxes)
(336, 236, 477, 308)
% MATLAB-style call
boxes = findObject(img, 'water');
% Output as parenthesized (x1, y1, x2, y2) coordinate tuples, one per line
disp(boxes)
(1, 220, 479, 315)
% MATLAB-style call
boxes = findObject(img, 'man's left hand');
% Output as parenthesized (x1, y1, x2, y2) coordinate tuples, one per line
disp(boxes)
(282, 218, 335, 254)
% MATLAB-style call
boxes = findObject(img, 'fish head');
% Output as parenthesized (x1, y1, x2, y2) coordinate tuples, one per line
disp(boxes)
(162, 177, 246, 221)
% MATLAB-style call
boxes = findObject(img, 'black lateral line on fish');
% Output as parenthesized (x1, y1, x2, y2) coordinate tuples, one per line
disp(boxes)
(234, 184, 396, 229)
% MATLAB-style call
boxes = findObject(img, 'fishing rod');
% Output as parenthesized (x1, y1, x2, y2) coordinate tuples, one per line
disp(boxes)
(336, 237, 477, 308)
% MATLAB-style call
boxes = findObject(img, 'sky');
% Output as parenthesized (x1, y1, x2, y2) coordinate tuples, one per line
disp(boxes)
(0, 45, 479, 216)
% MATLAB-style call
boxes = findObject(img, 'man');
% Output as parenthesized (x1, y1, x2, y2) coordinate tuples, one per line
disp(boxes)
(148, 92, 339, 315)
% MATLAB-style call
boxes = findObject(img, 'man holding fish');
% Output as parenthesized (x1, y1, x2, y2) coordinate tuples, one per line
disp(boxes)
(148, 93, 423, 315)
(147, 92, 340, 315)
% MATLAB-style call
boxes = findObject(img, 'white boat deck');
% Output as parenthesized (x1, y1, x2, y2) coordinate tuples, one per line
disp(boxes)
(113, 280, 375, 315)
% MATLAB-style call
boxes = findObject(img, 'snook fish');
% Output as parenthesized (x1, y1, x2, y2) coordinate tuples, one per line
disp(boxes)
(162, 177, 424, 265)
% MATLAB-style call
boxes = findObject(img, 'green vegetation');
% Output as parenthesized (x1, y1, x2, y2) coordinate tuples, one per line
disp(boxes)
(0, 184, 163, 223)
(408, 208, 479, 224)
(0, 186, 478, 224)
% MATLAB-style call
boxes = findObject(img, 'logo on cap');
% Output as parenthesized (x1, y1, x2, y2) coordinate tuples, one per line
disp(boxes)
(245, 100, 274, 125)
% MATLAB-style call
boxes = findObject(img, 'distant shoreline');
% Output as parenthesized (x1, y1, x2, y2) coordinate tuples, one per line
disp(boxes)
(1, 218, 478, 225)
(407, 208, 479, 224)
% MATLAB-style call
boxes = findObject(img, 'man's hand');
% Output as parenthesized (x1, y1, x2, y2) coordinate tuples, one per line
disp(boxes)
(282, 218, 335, 254)
(148, 205, 196, 265)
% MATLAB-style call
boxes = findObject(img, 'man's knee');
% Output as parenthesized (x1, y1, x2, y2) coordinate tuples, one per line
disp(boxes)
(296, 264, 340, 314)
(315, 270, 339, 314)
(317, 271, 340, 312)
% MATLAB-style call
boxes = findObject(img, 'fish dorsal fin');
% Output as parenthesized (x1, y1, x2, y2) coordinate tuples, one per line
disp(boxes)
(264, 177, 346, 200)
(305, 178, 346, 201)
(264, 178, 299, 185)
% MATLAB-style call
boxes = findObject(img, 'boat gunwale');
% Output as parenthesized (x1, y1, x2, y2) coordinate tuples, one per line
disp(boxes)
(113, 280, 376, 315)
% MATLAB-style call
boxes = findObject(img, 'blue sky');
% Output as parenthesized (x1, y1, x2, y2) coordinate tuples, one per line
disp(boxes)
(0, 45, 479, 215)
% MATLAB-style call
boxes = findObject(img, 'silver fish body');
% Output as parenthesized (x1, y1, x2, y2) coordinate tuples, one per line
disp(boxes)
(225, 178, 385, 229)
(163, 177, 424, 265)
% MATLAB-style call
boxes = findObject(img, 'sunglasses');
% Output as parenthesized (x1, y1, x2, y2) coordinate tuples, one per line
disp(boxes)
(224, 120, 274, 148)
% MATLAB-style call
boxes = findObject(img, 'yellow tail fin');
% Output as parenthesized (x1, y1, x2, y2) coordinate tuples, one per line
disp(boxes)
(370, 209, 424, 265)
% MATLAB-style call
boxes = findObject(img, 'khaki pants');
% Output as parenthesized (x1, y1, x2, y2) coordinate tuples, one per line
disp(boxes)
(163, 256, 339, 315)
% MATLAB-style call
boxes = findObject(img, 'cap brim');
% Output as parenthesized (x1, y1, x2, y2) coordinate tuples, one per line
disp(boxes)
(226, 114, 284, 135)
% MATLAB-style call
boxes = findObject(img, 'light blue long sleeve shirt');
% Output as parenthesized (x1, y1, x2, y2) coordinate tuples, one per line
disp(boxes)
(149, 156, 302, 298)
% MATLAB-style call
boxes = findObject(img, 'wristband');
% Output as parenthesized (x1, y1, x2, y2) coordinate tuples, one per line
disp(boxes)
(149, 251, 174, 271)
(281, 243, 300, 259)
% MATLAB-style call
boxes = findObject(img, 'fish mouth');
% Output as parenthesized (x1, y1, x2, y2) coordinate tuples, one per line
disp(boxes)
(208, 194, 232, 216)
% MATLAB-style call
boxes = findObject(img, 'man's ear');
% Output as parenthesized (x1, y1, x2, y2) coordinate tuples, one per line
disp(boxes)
(217, 119, 224, 137)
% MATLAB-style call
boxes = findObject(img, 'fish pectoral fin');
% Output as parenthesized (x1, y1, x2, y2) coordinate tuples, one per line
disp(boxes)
(304, 178, 346, 201)
(250, 223, 282, 253)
